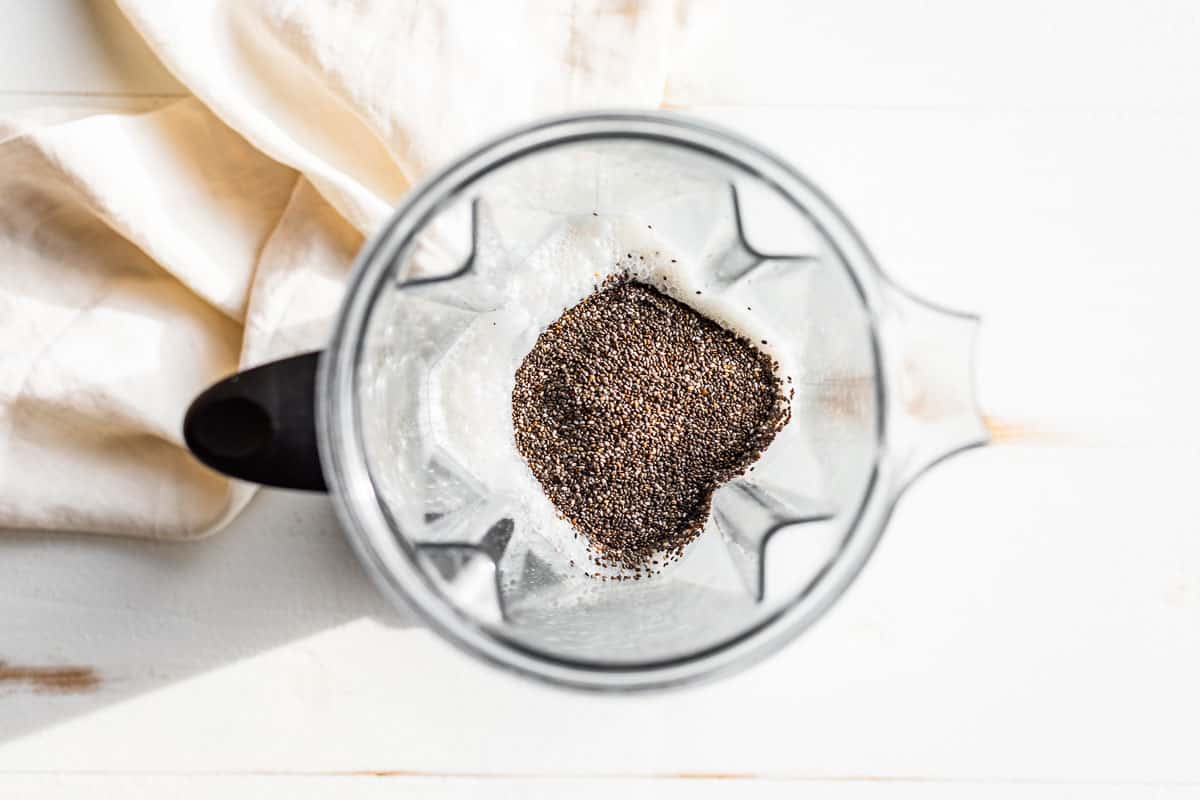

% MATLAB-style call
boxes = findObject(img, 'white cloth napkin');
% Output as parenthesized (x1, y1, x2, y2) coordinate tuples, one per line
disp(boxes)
(0, 0, 701, 539)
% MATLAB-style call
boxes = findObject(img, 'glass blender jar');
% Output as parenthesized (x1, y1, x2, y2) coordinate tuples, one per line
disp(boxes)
(184, 112, 988, 690)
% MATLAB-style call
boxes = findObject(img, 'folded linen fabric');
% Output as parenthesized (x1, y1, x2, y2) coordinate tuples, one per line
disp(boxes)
(0, 0, 699, 538)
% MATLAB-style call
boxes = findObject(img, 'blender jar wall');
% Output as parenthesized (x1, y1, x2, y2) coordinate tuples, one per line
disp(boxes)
(351, 131, 880, 666)
(320, 112, 983, 689)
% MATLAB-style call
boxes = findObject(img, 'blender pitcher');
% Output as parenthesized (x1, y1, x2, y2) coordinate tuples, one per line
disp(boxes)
(184, 112, 988, 690)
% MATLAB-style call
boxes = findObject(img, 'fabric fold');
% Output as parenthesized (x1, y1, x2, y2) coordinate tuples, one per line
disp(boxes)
(1, 0, 697, 539)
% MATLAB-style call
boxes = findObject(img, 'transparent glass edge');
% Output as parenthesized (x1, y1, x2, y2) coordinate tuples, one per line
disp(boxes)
(317, 110, 973, 691)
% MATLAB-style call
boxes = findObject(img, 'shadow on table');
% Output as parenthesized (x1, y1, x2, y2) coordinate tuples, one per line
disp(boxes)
(0, 489, 420, 745)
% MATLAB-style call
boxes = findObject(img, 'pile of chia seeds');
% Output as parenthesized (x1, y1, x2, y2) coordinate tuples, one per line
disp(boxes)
(511, 276, 791, 578)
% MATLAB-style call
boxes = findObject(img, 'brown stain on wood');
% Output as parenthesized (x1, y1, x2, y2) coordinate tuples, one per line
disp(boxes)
(0, 659, 100, 694)
(983, 416, 1082, 445)
(794, 378, 1089, 448)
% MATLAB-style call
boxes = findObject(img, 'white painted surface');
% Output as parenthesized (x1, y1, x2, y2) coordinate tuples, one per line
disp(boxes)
(7, 776, 1200, 799)
(2, 1, 1199, 796)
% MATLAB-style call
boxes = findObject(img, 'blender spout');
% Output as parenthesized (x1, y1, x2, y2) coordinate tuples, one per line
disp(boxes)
(878, 282, 990, 492)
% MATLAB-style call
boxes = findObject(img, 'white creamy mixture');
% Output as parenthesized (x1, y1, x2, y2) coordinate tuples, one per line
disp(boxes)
(426, 212, 794, 571)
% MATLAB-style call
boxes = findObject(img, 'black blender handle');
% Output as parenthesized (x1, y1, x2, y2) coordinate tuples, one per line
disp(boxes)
(183, 351, 326, 491)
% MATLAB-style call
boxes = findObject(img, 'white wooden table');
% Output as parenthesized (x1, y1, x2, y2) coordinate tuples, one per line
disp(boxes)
(3, 2, 1199, 797)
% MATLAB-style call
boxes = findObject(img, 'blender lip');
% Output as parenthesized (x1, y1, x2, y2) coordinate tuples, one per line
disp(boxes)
(316, 110, 931, 691)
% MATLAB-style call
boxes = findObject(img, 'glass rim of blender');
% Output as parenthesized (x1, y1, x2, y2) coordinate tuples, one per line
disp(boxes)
(319, 110, 902, 691)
